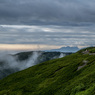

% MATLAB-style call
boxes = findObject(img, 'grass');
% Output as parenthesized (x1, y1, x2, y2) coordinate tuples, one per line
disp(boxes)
(0, 47, 95, 95)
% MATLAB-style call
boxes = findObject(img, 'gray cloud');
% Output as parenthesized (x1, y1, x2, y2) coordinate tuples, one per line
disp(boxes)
(0, 0, 95, 47)
(0, 0, 95, 25)
(0, 25, 95, 46)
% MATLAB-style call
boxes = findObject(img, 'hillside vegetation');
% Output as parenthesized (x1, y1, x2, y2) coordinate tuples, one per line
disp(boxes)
(0, 47, 95, 95)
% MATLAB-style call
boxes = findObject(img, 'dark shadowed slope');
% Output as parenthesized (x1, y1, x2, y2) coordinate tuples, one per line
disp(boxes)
(0, 47, 95, 95)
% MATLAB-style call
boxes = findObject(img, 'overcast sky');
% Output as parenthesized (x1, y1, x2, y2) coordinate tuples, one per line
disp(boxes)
(0, 0, 95, 50)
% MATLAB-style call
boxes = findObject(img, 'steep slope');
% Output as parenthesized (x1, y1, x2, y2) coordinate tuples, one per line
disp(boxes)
(0, 47, 95, 95)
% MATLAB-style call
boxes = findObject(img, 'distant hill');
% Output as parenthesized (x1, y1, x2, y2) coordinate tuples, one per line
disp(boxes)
(0, 47, 95, 94)
(46, 46, 79, 52)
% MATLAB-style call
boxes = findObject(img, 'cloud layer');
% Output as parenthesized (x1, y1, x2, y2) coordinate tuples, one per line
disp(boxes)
(0, 0, 95, 48)
(0, 0, 95, 25)
(0, 25, 95, 47)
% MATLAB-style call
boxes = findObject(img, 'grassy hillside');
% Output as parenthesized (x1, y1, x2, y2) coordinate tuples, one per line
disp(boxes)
(0, 47, 95, 95)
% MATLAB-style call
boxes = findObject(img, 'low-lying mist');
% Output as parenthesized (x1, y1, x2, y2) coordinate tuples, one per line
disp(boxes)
(0, 51, 41, 73)
(0, 50, 71, 79)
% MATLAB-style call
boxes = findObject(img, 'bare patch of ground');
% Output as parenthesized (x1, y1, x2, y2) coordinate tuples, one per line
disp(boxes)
(77, 60, 88, 71)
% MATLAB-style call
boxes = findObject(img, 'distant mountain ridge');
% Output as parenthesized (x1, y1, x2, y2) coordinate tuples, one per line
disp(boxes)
(46, 46, 79, 52)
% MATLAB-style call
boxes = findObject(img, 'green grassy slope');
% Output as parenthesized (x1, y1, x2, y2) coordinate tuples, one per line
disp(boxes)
(0, 47, 95, 95)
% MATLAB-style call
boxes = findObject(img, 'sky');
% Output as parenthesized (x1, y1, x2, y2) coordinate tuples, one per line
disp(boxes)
(0, 0, 95, 50)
